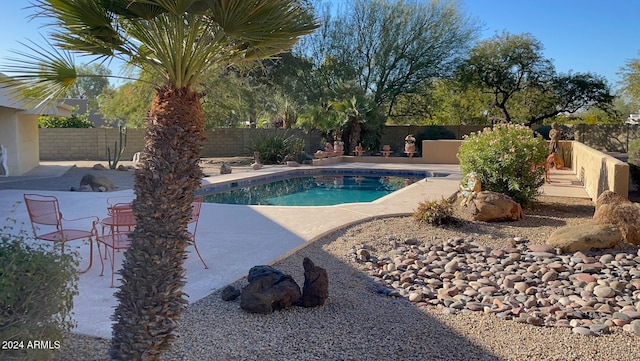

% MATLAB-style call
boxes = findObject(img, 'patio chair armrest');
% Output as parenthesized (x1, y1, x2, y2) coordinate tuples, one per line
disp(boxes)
(62, 215, 100, 228)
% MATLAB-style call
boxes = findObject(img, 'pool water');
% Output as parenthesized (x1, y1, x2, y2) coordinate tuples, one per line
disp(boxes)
(202, 175, 421, 206)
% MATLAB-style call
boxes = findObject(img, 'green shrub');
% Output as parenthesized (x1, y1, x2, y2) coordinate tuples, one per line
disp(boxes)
(38, 113, 93, 128)
(413, 198, 456, 226)
(248, 132, 301, 164)
(457, 123, 548, 207)
(629, 138, 640, 190)
(0, 227, 79, 361)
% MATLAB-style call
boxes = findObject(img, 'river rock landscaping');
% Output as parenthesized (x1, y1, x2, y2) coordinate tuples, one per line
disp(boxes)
(352, 235, 640, 337)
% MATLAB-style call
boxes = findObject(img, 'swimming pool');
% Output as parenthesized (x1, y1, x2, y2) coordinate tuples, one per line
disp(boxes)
(199, 169, 447, 206)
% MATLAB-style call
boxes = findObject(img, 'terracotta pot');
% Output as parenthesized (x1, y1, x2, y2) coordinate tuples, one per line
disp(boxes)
(404, 143, 416, 154)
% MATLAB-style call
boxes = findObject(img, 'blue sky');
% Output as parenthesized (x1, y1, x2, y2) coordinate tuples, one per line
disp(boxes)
(1, 1, 639, 89)
(463, 0, 640, 89)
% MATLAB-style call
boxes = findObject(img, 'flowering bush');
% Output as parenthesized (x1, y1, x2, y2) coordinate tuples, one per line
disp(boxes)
(457, 123, 548, 207)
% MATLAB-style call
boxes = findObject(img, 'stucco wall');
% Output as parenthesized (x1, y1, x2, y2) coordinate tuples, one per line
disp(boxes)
(421, 140, 463, 164)
(0, 107, 19, 175)
(16, 115, 40, 175)
(0, 111, 40, 176)
(380, 125, 485, 155)
(572, 141, 629, 201)
(38, 126, 485, 161)
(39, 128, 323, 160)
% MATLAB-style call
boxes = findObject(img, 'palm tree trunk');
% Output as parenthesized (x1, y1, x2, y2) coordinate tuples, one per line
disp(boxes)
(110, 86, 205, 360)
(347, 119, 361, 155)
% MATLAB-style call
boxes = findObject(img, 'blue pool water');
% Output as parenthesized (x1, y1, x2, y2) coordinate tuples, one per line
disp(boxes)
(202, 174, 423, 206)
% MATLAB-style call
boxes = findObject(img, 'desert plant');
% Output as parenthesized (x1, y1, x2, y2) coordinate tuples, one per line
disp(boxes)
(0, 224, 79, 361)
(413, 198, 456, 226)
(248, 132, 299, 165)
(457, 123, 548, 207)
(287, 137, 307, 164)
(106, 126, 127, 169)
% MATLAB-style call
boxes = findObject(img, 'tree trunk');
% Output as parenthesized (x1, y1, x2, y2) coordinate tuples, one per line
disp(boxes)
(347, 118, 361, 155)
(110, 86, 205, 360)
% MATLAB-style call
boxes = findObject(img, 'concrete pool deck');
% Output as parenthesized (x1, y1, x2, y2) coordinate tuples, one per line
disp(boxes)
(0, 162, 588, 339)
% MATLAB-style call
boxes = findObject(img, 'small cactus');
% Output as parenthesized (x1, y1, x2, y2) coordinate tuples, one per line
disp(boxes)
(107, 126, 127, 170)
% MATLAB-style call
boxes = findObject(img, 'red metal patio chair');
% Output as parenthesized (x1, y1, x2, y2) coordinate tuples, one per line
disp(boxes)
(23, 193, 98, 273)
(94, 202, 136, 287)
(189, 195, 208, 269)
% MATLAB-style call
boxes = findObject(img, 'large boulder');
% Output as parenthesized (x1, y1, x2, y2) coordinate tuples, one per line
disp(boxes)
(240, 265, 301, 314)
(76, 173, 115, 192)
(592, 190, 640, 245)
(300, 257, 329, 308)
(547, 223, 622, 252)
(460, 191, 523, 222)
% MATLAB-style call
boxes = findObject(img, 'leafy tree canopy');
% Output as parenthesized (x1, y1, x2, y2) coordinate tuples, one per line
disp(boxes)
(296, 0, 479, 115)
(459, 32, 615, 125)
(97, 81, 153, 128)
(65, 63, 110, 99)
(619, 53, 640, 112)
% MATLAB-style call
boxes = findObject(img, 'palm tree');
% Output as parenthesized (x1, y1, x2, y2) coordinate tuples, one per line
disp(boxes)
(1, 1, 317, 359)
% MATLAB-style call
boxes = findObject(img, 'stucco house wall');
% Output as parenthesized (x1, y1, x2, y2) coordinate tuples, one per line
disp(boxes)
(0, 73, 71, 176)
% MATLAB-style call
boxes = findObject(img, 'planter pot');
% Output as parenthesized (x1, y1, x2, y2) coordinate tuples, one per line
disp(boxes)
(405, 143, 416, 157)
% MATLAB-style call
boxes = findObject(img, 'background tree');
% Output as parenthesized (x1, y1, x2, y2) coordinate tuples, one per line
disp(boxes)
(459, 32, 554, 123)
(270, 93, 301, 129)
(460, 32, 614, 125)
(524, 72, 615, 125)
(619, 53, 640, 112)
(263, 51, 320, 107)
(390, 78, 491, 125)
(1, 1, 317, 359)
(199, 67, 273, 128)
(298, 0, 479, 115)
(98, 80, 154, 128)
(65, 63, 111, 111)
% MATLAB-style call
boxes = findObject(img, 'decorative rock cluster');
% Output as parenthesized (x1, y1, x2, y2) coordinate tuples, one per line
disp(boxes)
(351, 236, 640, 337)
(71, 173, 115, 192)
(223, 257, 329, 314)
(592, 190, 640, 245)
(547, 190, 640, 252)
